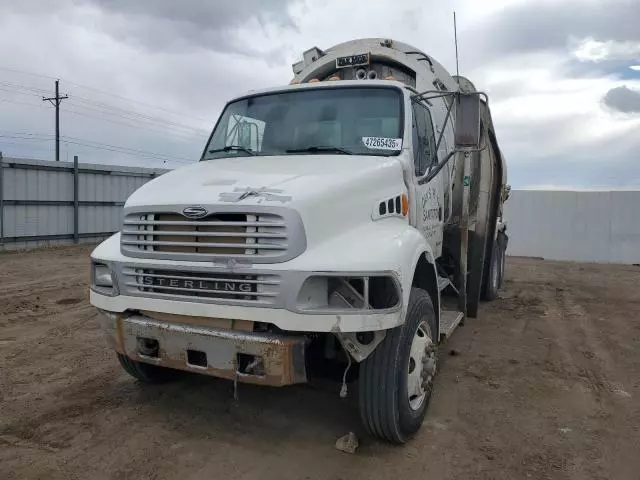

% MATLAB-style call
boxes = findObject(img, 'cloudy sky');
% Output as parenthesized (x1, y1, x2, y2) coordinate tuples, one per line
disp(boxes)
(0, 0, 639, 189)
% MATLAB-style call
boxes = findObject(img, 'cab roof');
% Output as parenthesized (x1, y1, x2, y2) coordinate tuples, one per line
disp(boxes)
(228, 79, 411, 104)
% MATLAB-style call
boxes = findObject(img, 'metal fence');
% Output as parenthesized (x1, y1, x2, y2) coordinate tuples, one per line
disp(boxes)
(0, 154, 168, 250)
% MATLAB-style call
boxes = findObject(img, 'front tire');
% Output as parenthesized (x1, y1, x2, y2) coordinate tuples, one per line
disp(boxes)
(117, 354, 180, 384)
(359, 288, 438, 444)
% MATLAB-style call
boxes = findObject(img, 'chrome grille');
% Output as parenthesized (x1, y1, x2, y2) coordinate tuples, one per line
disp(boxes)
(121, 211, 290, 261)
(122, 267, 280, 305)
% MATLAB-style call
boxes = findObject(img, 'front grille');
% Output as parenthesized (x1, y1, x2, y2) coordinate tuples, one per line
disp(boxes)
(122, 267, 280, 305)
(121, 211, 291, 262)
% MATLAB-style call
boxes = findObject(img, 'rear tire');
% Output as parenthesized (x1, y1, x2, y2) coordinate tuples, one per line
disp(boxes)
(497, 232, 508, 289)
(117, 354, 180, 384)
(358, 288, 438, 444)
(483, 241, 501, 301)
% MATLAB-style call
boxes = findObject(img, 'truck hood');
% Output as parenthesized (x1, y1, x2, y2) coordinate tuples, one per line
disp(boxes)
(125, 154, 408, 248)
(126, 155, 402, 207)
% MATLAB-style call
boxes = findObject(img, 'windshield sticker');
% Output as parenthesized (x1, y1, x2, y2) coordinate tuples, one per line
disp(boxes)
(362, 137, 402, 150)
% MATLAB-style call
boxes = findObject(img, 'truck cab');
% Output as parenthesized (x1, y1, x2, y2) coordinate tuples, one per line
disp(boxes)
(90, 38, 508, 444)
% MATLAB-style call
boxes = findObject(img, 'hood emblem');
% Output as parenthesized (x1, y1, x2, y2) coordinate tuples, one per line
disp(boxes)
(182, 206, 208, 218)
(219, 187, 292, 204)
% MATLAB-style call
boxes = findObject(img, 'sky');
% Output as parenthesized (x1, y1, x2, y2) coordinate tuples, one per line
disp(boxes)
(0, 0, 639, 189)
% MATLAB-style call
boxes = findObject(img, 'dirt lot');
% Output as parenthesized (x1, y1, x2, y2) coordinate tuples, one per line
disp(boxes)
(1, 244, 639, 480)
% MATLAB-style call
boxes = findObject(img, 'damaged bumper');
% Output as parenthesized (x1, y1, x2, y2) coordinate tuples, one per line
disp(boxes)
(98, 311, 307, 386)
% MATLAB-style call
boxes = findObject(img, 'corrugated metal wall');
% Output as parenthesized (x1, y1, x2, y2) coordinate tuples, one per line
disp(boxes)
(0, 156, 167, 250)
(504, 190, 640, 264)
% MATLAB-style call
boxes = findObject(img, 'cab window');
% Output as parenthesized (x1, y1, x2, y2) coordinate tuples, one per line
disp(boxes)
(411, 102, 437, 176)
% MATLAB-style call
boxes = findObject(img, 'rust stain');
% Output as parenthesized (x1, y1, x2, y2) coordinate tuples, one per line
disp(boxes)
(121, 314, 307, 386)
(148, 353, 297, 387)
(140, 310, 253, 332)
(116, 314, 126, 352)
(128, 333, 305, 386)
(105, 334, 123, 354)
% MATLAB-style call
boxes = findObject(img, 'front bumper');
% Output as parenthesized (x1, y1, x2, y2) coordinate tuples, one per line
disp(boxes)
(91, 290, 402, 332)
(98, 311, 307, 386)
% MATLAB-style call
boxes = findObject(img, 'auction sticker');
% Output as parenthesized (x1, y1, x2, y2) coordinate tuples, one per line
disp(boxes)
(362, 137, 402, 150)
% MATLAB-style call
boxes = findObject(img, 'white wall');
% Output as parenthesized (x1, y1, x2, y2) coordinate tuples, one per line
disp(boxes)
(504, 190, 640, 264)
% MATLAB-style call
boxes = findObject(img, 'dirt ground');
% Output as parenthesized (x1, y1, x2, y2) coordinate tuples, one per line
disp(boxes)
(1, 244, 639, 480)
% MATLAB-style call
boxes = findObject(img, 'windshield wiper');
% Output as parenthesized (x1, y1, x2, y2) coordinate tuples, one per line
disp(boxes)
(286, 146, 353, 155)
(208, 145, 255, 156)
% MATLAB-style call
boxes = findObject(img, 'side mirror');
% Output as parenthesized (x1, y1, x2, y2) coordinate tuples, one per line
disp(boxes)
(454, 93, 481, 148)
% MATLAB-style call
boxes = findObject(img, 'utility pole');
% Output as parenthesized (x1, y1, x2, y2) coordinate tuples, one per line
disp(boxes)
(43, 80, 68, 162)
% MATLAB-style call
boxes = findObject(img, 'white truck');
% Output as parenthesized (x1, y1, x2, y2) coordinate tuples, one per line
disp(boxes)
(90, 38, 509, 443)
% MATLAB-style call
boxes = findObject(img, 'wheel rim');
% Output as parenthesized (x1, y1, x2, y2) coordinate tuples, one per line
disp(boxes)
(407, 318, 436, 411)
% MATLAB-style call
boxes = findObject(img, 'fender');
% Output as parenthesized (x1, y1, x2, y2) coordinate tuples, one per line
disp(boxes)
(402, 232, 441, 339)
(294, 220, 441, 333)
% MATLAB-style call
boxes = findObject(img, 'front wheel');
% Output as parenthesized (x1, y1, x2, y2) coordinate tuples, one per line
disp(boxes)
(358, 288, 438, 444)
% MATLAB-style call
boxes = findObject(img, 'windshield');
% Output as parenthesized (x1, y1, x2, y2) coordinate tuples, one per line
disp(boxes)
(202, 87, 403, 160)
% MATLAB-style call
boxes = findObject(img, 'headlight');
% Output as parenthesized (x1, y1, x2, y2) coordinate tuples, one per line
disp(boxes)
(94, 264, 113, 287)
(92, 262, 117, 295)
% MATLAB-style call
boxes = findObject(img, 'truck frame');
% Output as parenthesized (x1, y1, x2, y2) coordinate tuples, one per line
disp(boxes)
(90, 38, 509, 443)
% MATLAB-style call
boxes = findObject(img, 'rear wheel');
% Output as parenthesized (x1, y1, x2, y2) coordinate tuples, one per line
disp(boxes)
(359, 288, 437, 444)
(483, 241, 501, 301)
(117, 354, 180, 384)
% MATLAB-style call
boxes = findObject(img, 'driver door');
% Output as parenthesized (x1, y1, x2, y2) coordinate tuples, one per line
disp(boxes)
(411, 100, 444, 257)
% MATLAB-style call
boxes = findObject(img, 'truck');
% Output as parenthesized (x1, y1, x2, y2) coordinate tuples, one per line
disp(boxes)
(89, 38, 509, 444)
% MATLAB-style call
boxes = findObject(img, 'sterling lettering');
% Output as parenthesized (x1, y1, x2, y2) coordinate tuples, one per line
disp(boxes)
(141, 276, 253, 293)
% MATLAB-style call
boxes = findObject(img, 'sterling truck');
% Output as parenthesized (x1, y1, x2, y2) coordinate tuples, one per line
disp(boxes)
(90, 38, 509, 443)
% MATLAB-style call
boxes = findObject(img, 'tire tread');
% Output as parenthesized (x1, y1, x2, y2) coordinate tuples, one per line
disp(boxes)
(359, 288, 436, 444)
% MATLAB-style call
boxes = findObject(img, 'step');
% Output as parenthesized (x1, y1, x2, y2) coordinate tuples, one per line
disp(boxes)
(440, 309, 464, 341)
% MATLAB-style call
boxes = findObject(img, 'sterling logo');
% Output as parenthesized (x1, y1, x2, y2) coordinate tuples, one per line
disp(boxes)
(182, 206, 208, 219)
(142, 276, 253, 293)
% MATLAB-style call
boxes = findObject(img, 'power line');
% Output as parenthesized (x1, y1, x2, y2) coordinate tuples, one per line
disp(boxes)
(0, 140, 56, 158)
(0, 65, 209, 122)
(0, 80, 51, 95)
(65, 97, 207, 135)
(0, 65, 57, 80)
(0, 85, 44, 98)
(0, 134, 52, 141)
(0, 90, 206, 141)
(61, 135, 194, 163)
(0, 132, 193, 161)
(62, 106, 206, 141)
(0, 134, 194, 164)
(0, 80, 206, 134)
(66, 81, 211, 123)
(0, 96, 52, 110)
(61, 140, 191, 164)
(0, 130, 53, 136)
